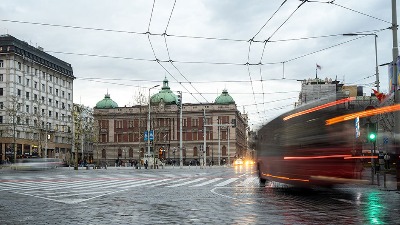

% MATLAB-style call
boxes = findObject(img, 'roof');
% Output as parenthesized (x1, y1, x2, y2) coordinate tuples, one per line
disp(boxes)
(215, 89, 235, 104)
(150, 78, 178, 105)
(95, 94, 118, 109)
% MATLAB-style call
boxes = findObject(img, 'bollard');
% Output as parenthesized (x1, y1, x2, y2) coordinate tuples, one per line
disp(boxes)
(383, 172, 387, 188)
(377, 172, 380, 186)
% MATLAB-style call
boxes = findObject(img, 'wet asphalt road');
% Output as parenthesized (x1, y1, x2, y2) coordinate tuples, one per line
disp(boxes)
(0, 165, 399, 225)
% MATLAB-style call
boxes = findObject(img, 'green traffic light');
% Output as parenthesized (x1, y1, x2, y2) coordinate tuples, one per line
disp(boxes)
(369, 133, 376, 141)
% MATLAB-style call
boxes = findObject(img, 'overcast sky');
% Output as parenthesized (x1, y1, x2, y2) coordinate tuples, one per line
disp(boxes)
(0, 0, 397, 130)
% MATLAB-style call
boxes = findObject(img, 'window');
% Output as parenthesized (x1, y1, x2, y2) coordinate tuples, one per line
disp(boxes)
(17, 89, 21, 96)
(26, 92, 30, 100)
(41, 109, 45, 115)
(42, 84, 45, 91)
(26, 78, 30, 86)
(0, 60, 3, 67)
(0, 116, 2, 124)
(49, 86, 52, 94)
(49, 75, 52, 81)
(42, 72, 46, 79)
(25, 118, 29, 125)
(26, 105, 29, 113)
(34, 94, 37, 101)
(18, 62, 21, 70)
(55, 100, 59, 108)
(0, 88, 2, 96)
(49, 110, 52, 117)
(116, 120, 123, 129)
(68, 93, 71, 100)
(0, 102, 3, 109)
(34, 81, 37, 89)
(62, 102, 65, 109)
(34, 107, 37, 114)
(62, 91, 65, 97)
(0, 74, 3, 81)
(41, 96, 45, 103)
(18, 76, 22, 83)
(55, 89, 58, 96)
(55, 112, 58, 119)
(49, 98, 52, 105)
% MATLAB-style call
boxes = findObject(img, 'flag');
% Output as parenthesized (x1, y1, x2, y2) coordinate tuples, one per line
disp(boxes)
(372, 89, 386, 102)
(316, 64, 322, 70)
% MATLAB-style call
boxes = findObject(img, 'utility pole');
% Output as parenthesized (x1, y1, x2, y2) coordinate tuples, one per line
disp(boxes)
(203, 108, 206, 168)
(391, 0, 400, 191)
(179, 91, 183, 168)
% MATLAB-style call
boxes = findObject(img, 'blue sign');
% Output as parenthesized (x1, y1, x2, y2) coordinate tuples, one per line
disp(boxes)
(144, 130, 154, 141)
(383, 137, 389, 144)
(149, 130, 154, 141)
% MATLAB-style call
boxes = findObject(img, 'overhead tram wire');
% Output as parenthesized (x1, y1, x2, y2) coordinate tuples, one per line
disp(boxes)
(248, 0, 306, 123)
(146, 1, 202, 104)
(248, 0, 288, 124)
(1, 18, 389, 44)
(327, 1, 392, 25)
(162, 0, 209, 103)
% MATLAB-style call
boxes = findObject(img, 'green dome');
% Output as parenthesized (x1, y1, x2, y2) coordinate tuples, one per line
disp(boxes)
(150, 78, 178, 105)
(215, 89, 235, 104)
(95, 93, 118, 109)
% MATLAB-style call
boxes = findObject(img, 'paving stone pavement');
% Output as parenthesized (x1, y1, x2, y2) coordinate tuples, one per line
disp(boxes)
(0, 165, 399, 225)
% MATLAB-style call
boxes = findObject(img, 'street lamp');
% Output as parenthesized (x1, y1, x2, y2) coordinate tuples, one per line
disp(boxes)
(147, 85, 160, 156)
(343, 33, 380, 91)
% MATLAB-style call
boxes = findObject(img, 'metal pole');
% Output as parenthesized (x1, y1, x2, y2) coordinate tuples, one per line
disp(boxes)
(147, 85, 160, 158)
(45, 123, 48, 158)
(218, 124, 220, 166)
(13, 111, 16, 162)
(391, 0, 400, 191)
(374, 34, 380, 92)
(179, 91, 183, 168)
(228, 126, 230, 166)
(81, 129, 83, 165)
(147, 88, 151, 156)
(203, 108, 206, 168)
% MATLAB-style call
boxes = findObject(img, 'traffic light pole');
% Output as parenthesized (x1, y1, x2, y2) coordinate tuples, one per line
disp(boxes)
(391, 0, 400, 191)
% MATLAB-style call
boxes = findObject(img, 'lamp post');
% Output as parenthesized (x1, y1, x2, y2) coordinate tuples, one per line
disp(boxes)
(147, 85, 160, 157)
(343, 33, 380, 91)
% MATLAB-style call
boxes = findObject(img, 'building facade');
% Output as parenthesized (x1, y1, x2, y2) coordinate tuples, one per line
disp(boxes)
(93, 79, 248, 166)
(0, 35, 75, 163)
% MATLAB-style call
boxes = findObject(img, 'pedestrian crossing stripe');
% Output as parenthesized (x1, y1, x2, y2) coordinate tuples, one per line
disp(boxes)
(0, 175, 259, 204)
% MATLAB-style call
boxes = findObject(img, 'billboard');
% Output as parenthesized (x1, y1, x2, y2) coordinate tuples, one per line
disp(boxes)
(388, 55, 400, 93)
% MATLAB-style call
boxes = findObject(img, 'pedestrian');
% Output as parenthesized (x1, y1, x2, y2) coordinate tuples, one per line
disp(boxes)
(384, 153, 391, 170)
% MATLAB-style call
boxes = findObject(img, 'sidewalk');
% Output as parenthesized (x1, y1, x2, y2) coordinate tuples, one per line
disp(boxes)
(360, 167, 399, 191)
(60, 164, 229, 170)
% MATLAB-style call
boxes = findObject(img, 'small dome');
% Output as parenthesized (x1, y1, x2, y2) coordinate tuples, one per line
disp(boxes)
(150, 78, 178, 105)
(95, 93, 118, 109)
(215, 89, 235, 104)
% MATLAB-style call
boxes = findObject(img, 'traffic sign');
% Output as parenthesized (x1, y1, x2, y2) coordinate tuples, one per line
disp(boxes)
(144, 131, 148, 141)
(149, 130, 154, 141)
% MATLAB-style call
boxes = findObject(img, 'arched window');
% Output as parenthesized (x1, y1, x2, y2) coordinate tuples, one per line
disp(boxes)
(101, 149, 106, 158)
(222, 145, 227, 156)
